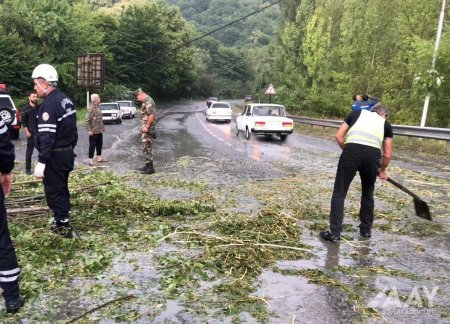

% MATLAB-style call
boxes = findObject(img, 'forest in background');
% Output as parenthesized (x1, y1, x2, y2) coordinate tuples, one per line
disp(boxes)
(270, 0, 449, 127)
(0, 0, 448, 127)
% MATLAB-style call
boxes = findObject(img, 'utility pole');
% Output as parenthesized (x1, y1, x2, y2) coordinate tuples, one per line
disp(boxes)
(420, 0, 446, 127)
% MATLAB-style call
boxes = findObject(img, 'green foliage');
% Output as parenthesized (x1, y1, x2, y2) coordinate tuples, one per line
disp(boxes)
(7, 169, 216, 305)
(0, 0, 204, 105)
(269, 0, 450, 126)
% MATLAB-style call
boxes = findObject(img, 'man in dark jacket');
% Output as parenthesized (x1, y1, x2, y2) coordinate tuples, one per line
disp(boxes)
(32, 64, 78, 238)
(22, 91, 39, 175)
(0, 119, 25, 313)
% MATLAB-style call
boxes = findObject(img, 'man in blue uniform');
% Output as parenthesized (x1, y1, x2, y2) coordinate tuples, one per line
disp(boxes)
(354, 94, 379, 111)
(320, 104, 393, 242)
(32, 64, 78, 238)
(0, 119, 25, 313)
(351, 94, 362, 111)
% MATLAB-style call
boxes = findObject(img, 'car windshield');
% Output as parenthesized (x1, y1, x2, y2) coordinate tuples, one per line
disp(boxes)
(117, 102, 131, 107)
(252, 106, 286, 117)
(100, 104, 118, 110)
(0, 97, 13, 109)
(211, 103, 230, 108)
(208, 97, 218, 101)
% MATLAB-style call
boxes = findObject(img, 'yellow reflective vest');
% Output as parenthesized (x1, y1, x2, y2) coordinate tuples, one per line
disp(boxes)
(345, 110, 385, 149)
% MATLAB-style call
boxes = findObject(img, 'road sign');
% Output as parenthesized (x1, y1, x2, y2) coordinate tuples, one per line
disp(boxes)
(265, 83, 277, 95)
(77, 53, 105, 89)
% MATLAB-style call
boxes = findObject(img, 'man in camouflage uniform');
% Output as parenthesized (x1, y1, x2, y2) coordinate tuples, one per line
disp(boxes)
(135, 88, 156, 174)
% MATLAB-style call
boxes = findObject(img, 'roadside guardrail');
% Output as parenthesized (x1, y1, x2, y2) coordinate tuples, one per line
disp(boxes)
(288, 115, 450, 151)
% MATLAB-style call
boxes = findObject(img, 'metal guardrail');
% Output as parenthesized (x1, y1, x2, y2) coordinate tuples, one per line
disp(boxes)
(288, 115, 450, 142)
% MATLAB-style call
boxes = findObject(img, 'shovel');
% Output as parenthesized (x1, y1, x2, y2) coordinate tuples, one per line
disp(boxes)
(386, 178, 432, 221)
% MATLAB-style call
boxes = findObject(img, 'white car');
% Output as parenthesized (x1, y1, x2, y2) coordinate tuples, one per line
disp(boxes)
(0, 94, 20, 139)
(116, 100, 136, 119)
(100, 102, 122, 124)
(236, 103, 294, 141)
(206, 101, 232, 123)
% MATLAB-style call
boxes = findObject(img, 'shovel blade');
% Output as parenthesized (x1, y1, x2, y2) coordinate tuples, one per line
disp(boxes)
(414, 198, 432, 221)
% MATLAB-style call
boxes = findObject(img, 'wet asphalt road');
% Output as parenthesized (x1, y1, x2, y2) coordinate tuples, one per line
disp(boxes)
(11, 100, 450, 323)
(13, 100, 450, 185)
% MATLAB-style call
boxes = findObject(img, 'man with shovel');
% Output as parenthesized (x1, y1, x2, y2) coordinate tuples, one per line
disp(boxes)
(320, 104, 393, 242)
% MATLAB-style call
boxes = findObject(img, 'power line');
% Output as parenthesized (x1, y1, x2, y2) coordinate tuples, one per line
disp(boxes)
(102, 0, 284, 83)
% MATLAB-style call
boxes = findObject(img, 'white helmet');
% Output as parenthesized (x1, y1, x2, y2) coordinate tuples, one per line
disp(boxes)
(32, 64, 58, 82)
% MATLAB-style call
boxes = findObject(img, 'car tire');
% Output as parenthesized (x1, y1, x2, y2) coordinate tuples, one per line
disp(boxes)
(280, 134, 287, 142)
(206, 116, 209, 123)
(245, 127, 251, 140)
(0, 107, 15, 126)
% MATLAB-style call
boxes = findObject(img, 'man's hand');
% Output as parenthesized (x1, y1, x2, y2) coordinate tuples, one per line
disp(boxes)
(34, 162, 46, 178)
(378, 170, 389, 181)
(141, 126, 149, 133)
(25, 130, 31, 138)
(88, 131, 93, 136)
(0, 173, 12, 195)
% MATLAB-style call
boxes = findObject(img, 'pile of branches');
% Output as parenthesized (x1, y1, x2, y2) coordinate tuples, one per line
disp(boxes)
(6, 168, 112, 219)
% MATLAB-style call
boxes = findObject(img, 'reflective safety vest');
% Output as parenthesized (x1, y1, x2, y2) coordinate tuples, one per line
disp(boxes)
(345, 110, 385, 149)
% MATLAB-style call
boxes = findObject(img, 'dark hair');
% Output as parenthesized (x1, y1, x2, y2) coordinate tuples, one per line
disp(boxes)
(352, 95, 358, 101)
(362, 95, 369, 101)
(27, 90, 37, 97)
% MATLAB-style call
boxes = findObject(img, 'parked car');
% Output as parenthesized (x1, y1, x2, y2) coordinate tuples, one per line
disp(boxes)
(244, 95, 253, 102)
(206, 97, 218, 108)
(236, 103, 294, 141)
(100, 102, 122, 124)
(0, 94, 20, 139)
(206, 101, 232, 123)
(116, 100, 136, 119)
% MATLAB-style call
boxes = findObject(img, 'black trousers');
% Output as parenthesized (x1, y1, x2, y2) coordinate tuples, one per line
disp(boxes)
(0, 189, 20, 302)
(43, 149, 75, 223)
(25, 134, 36, 171)
(329, 143, 381, 236)
(88, 133, 103, 159)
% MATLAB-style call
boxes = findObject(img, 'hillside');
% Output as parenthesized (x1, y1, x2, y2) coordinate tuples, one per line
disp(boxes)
(165, 0, 281, 47)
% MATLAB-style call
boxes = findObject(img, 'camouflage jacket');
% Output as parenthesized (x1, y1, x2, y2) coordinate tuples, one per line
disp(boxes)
(140, 96, 156, 135)
(85, 102, 104, 134)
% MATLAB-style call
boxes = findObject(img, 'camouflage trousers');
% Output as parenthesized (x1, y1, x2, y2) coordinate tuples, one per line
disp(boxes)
(141, 132, 153, 163)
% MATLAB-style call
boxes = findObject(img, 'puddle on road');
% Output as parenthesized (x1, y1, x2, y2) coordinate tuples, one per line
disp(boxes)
(255, 270, 360, 323)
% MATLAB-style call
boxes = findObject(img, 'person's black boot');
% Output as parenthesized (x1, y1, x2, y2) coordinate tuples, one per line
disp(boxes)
(319, 230, 340, 243)
(141, 162, 155, 174)
(5, 296, 25, 314)
(360, 231, 371, 238)
(138, 164, 149, 172)
(50, 221, 73, 239)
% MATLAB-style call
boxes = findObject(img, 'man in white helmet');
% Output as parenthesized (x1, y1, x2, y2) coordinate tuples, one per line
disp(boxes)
(32, 64, 78, 238)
